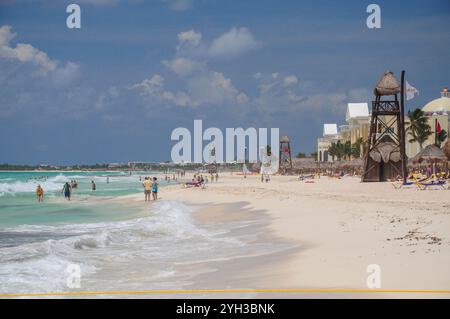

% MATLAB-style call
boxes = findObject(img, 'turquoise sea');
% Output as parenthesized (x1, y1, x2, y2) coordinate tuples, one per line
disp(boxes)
(0, 171, 154, 227)
(0, 171, 287, 295)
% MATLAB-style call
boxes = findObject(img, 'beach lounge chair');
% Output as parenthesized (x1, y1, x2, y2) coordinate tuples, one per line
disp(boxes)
(298, 174, 314, 181)
(415, 179, 448, 190)
(392, 181, 415, 189)
(184, 181, 203, 188)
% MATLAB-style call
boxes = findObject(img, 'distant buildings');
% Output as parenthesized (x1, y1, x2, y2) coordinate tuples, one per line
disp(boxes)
(317, 88, 450, 162)
(317, 124, 340, 162)
(317, 103, 370, 162)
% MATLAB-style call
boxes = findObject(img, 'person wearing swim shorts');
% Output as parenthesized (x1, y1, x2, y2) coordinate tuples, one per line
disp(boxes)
(143, 177, 152, 201)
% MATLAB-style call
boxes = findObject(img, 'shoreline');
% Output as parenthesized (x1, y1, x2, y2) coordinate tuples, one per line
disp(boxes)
(125, 174, 450, 297)
(1, 172, 449, 298)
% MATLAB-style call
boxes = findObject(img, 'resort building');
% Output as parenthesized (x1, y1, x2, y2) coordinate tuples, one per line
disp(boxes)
(317, 124, 340, 162)
(343, 103, 370, 146)
(405, 88, 450, 158)
(317, 103, 370, 162)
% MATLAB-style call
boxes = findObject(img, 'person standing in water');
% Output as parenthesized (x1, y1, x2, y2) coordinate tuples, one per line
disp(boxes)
(62, 182, 71, 201)
(36, 185, 44, 203)
(143, 177, 152, 202)
(151, 177, 158, 200)
(106, 176, 109, 184)
(91, 180, 96, 191)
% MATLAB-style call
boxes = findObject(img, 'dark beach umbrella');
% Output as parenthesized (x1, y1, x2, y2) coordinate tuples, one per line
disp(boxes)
(412, 144, 447, 164)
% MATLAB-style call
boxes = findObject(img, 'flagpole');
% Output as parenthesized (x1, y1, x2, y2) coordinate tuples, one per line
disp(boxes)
(400, 70, 407, 184)
(435, 118, 437, 145)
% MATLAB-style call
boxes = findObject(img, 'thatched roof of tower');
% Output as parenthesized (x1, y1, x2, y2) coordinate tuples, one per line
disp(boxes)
(374, 71, 401, 96)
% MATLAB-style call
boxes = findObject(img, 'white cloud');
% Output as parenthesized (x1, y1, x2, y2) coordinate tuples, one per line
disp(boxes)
(131, 74, 165, 95)
(283, 75, 298, 87)
(174, 27, 260, 61)
(51, 62, 81, 86)
(177, 29, 202, 47)
(0, 25, 80, 84)
(131, 74, 198, 107)
(209, 27, 260, 58)
(187, 71, 249, 106)
(0, 25, 57, 73)
(162, 57, 204, 77)
(271, 72, 279, 79)
(161, 90, 198, 107)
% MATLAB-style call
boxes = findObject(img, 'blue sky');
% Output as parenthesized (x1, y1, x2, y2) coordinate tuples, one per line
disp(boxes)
(0, 0, 449, 164)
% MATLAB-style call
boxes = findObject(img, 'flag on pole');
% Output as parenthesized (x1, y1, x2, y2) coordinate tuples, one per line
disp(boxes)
(436, 120, 442, 135)
(406, 80, 419, 100)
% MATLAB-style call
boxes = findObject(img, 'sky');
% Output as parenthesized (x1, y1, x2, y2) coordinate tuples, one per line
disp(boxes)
(0, 0, 449, 164)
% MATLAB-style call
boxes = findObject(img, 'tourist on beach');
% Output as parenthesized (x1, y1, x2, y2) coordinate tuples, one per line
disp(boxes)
(143, 177, 152, 202)
(62, 182, 71, 201)
(215, 173, 219, 182)
(152, 177, 158, 200)
(107, 176, 109, 184)
(91, 180, 96, 191)
(36, 185, 44, 203)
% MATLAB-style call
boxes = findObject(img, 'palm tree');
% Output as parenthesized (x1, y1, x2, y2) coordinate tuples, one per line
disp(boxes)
(344, 141, 352, 160)
(406, 108, 432, 151)
(335, 141, 345, 161)
(328, 143, 338, 161)
(351, 138, 364, 158)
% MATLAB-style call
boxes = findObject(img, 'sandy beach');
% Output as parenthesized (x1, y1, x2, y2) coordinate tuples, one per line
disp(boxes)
(125, 174, 450, 298)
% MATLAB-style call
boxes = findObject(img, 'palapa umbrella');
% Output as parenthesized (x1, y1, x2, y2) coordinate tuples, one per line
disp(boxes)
(334, 157, 364, 169)
(412, 144, 447, 164)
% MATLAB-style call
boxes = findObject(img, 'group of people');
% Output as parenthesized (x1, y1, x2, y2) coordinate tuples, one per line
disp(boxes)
(35, 179, 97, 202)
(185, 173, 219, 188)
(143, 177, 158, 201)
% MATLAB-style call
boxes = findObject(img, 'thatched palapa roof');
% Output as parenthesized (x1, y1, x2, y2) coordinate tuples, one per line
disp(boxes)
(412, 144, 447, 164)
(374, 71, 401, 96)
(369, 140, 401, 163)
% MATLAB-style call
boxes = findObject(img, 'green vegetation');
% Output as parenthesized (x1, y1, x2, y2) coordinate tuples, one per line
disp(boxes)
(436, 129, 447, 148)
(406, 108, 432, 151)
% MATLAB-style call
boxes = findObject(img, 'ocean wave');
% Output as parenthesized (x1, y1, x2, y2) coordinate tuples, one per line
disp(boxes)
(0, 174, 70, 195)
(0, 200, 232, 293)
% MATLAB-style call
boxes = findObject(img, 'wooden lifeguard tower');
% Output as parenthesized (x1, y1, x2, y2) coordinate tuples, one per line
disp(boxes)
(362, 71, 407, 182)
(279, 135, 293, 174)
(206, 147, 218, 174)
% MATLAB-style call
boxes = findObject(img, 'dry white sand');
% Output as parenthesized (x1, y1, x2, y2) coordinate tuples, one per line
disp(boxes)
(128, 174, 450, 298)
